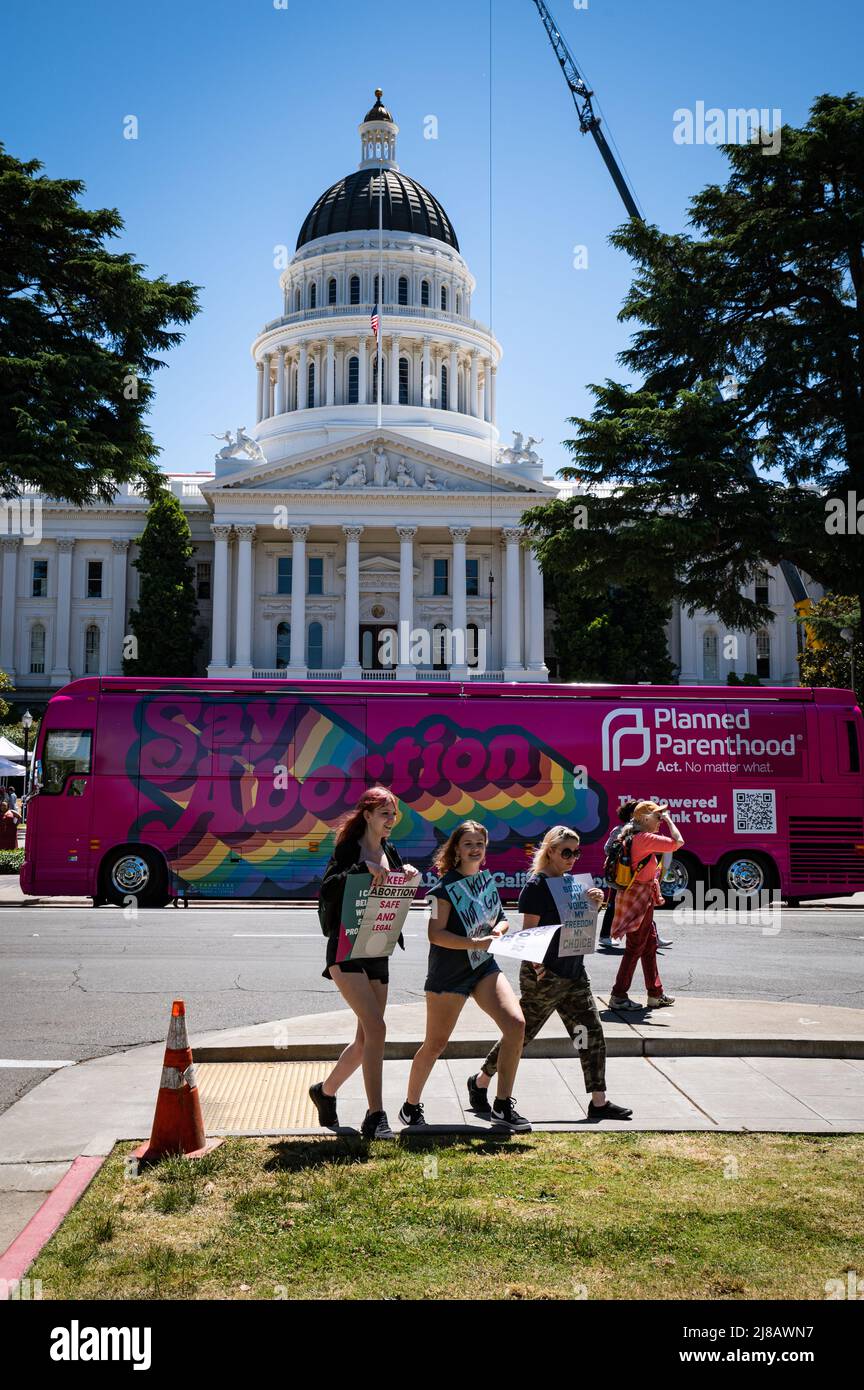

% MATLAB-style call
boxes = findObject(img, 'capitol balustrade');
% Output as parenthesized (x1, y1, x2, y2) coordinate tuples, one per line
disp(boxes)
(261, 302, 492, 336)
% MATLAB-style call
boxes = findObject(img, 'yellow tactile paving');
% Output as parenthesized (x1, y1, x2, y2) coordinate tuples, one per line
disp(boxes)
(196, 1062, 328, 1131)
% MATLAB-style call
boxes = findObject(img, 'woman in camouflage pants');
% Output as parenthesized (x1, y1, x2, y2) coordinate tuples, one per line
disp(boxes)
(469, 826, 632, 1122)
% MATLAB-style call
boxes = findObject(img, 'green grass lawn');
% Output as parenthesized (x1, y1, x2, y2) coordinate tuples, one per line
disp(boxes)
(31, 1133, 864, 1300)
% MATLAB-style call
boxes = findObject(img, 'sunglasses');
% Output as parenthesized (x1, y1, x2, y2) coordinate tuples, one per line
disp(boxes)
(556, 847, 580, 859)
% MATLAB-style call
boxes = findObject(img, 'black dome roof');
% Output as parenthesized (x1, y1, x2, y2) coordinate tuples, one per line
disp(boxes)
(296, 168, 459, 251)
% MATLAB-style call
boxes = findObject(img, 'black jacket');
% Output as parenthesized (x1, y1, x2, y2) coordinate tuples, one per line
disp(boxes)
(318, 837, 406, 943)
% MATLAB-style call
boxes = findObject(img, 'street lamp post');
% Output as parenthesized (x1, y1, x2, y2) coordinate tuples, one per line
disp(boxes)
(22, 709, 33, 808)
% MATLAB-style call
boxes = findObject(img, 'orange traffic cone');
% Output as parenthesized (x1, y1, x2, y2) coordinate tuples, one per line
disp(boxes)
(132, 1000, 221, 1166)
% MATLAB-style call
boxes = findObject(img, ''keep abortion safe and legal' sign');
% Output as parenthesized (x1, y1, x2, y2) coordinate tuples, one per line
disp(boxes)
(336, 872, 420, 962)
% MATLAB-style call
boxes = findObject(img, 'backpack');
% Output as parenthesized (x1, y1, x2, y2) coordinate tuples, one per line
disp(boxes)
(603, 828, 652, 890)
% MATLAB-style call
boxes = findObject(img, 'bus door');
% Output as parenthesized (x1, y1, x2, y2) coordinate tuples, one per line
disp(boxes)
(27, 728, 96, 892)
(221, 697, 297, 898)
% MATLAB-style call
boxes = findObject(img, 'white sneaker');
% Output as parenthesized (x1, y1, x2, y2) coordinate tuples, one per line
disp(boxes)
(609, 994, 640, 1010)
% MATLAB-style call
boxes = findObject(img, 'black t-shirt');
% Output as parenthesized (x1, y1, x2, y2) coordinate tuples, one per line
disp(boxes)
(517, 872, 589, 982)
(426, 868, 506, 990)
(318, 838, 405, 943)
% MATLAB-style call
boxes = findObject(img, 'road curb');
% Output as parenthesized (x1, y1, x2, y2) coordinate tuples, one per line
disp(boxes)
(0, 1154, 107, 1295)
(192, 1035, 864, 1063)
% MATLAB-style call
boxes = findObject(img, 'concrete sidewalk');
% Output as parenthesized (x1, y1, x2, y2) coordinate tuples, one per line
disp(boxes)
(2, 995, 864, 1263)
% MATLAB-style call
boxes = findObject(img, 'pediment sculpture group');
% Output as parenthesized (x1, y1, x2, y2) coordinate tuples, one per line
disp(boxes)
(314, 447, 445, 492)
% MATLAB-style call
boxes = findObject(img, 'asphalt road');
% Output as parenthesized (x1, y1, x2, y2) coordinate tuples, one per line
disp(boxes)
(1, 895, 863, 1117)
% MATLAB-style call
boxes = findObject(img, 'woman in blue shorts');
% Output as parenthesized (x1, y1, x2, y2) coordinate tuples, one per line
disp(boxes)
(399, 821, 529, 1131)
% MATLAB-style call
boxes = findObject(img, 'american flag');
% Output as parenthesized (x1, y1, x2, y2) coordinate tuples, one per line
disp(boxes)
(371, 304, 380, 339)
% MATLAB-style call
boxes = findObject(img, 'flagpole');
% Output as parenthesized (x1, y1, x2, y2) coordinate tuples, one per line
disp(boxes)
(376, 159, 384, 430)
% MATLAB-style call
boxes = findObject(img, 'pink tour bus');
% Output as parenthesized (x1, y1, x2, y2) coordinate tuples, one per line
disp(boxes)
(20, 676, 864, 908)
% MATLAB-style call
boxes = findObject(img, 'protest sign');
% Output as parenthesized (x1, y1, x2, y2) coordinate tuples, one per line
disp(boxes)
(335, 871, 420, 963)
(488, 923, 560, 964)
(546, 873, 599, 955)
(445, 869, 505, 968)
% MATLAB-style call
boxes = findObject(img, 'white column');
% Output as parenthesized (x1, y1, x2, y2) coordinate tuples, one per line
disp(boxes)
(450, 526, 470, 679)
(483, 358, 492, 423)
(325, 338, 335, 406)
(0, 539, 19, 678)
(526, 550, 548, 676)
(234, 525, 256, 671)
(109, 539, 128, 674)
(449, 346, 459, 411)
(342, 525, 363, 677)
(288, 525, 308, 674)
(396, 526, 417, 680)
(502, 528, 523, 677)
(276, 351, 287, 414)
(51, 538, 75, 681)
(256, 362, 265, 423)
(298, 342, 308, 410)
(390, 335, 400, 405)
(264, 353, 274, 420)
(358, 336, 369, 405)
(679, 606, 698, 682)
(469, 352, 480, 417)
(422, 338, 432, 407)
(209, 525, 231, 670)
(489, 364, 497, 425)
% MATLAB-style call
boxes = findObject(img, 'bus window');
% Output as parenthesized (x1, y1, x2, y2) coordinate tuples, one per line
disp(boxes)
(842, 719, 861, 773)
(41, 730, 93, 795)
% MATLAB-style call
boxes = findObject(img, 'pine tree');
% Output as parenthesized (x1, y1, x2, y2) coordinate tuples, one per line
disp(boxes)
(125, 491, 202, 676)
(525, 94, 864, 653)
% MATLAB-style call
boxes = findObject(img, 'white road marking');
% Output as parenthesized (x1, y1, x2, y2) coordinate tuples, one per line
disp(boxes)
(0, 1059, 75, 1070)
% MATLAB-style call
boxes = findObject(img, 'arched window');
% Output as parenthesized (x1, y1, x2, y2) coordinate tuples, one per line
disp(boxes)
(361, 629, 375, 670)
(433, 622, 449, 670)
(294, 288, 301, 312)
(373, 274, 382, 304)
(755, 568, 770, 606)
(327, 277, 337, 306)
(307, 361, 315, 409)
(467, 623, 479, 668)
(349, 275, 360, 305)
(84, 624, 100, 675)
(307, 622, 323, 670)
(347, 355, 359, 404)
(276, 622, 291, 669)
(398, 276, 409, 306)
(441, 363, 449, 410)
(309, 282, 317, 309)
(702, 630, 719, 682)
(372, 355, 384, 404)
(456, 291, 462, 315)
(756, 629, 771, 679)
(421, 280, 430, 307)
(441, 285, 448, 311)
(398, 357, 410, 405)
(29, 622, 46, 674)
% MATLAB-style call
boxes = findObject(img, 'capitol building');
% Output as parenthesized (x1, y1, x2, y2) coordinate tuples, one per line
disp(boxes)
(2, 92, 815, 703)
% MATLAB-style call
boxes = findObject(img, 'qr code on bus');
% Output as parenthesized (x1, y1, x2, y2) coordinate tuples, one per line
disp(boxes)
(733, 789, 777, 834)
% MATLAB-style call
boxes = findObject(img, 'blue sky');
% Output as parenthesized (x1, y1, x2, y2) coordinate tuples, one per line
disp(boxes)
(2, 0, 861, 483)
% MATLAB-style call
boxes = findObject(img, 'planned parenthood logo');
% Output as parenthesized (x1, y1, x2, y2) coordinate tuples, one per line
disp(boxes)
(601, 708, 651, 773)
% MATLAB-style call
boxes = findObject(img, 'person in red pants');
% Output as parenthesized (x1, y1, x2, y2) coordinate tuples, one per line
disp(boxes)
(609, 801, 684, 1009)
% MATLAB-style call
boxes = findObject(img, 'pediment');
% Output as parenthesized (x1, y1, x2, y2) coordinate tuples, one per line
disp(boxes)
(201, 430, 555, 498)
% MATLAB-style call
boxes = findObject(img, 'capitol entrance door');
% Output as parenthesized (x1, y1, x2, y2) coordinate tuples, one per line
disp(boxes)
(360, 625, 396, 672)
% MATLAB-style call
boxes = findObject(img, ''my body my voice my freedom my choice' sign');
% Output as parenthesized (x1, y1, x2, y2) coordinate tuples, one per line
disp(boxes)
(547, 874, 599, 956)
(335, 873, 421, 962)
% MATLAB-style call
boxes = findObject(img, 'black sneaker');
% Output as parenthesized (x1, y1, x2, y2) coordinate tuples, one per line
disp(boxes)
(587, 1099, 633, 1121)
(308, 1081, 338, 1129)
(467, 1072, 492, 1116)
(490, 1097, 532, 1132)
(361, 1109, 394, 1140)
(398, 1100, 427, 1128)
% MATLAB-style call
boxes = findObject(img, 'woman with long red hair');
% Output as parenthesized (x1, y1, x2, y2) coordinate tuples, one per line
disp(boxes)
(309, 786, 419, 1140)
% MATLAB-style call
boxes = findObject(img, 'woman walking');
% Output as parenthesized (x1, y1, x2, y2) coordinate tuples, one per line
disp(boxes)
(472, 826, 632, 1121)
(609, 801, 683, 1010)
(310, 786, 419, 1140)
(399, 821, 529, 1131)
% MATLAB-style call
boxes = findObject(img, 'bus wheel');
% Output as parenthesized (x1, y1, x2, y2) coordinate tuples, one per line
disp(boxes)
(657, 852, 705, 909)
(715, 852, 777, 903)
(101, 848, 169, 909)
